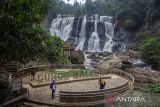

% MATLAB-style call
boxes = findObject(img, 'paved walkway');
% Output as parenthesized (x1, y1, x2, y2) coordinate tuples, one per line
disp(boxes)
(23, 74, 128, 104)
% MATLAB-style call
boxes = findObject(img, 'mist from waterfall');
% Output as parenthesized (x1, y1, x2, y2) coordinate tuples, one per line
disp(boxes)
(50, 15, 114, 52)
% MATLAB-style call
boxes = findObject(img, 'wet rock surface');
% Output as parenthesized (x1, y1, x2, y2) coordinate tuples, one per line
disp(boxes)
(98, 52, 160, 86)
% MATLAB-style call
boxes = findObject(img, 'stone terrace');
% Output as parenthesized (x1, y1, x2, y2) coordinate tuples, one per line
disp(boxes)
(23, 74, 128, 104)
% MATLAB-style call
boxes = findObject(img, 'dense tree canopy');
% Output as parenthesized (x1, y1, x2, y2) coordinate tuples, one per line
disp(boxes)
(0, 0, 68, 64)
(140, 34, 160, 70)
(0, 0, 49, 64)
(43, 36, 69, 64)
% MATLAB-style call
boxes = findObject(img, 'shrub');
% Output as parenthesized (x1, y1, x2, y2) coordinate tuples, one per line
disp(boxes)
(147, 84, 160, 93)
(140, 35, 160, 70)
(0, 79, 11, 104)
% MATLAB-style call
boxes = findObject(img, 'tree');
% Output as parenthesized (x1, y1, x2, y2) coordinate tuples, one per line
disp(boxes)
(146, 0, 160, 24)
(0, 0, 49, 64)
(43, 36, 69, 64)
(85, 0, 94, 14)
(140, 34, 160, 70)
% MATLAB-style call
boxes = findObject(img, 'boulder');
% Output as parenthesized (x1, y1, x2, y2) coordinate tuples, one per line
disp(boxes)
(98, 51, 112, 57)
(133, 74, 158, 84)
(113, 62, 122, 69)
(98, 53, 160, 85)
(70, 50, 84, 64)
(122, 60, 134, 69)
(125, 67, 160, 84)
(89, 53, 96, 59)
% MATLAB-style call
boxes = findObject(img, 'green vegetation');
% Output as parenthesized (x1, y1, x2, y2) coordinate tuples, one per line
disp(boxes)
(43, 36, 70, 64)
(0, 76, 11, 104)
(147, 84, 160, 93)
(146, 0, 160, 24)
(0, 0, 49, 64)
(140, 34, 160, 70)
(49, 0, 83, 16)
(0, 0, 69, 65)
(1, 0, 160, 67)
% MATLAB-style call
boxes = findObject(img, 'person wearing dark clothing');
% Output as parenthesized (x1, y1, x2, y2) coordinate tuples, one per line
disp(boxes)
(50, 80, 56, 99)
(31, 68, 36, 81)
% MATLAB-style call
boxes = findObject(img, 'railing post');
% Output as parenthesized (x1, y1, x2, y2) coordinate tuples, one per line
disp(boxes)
(27, 88, 30, 98)
(75, 95, 76, 104)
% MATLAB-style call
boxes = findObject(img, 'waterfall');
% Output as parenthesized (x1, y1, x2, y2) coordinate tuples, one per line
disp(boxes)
(50, 17, 74, 41)
(100, 16, 112, 23)
(50, 14, 114, 52)
(83, 53, 94, 70)
(103, 21, 114, 52)
(76, 16, 87, 50)
(121, 44, 127, 52)
(75, 16, 87, 50)
(88, 15, 100, 52)
(75, 17, 81, 44)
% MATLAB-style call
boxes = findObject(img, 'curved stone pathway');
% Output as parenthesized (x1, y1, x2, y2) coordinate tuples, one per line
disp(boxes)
(23, 74, 128, 104)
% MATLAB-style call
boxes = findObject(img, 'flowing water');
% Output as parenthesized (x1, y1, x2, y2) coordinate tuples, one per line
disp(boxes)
(50, 15, 115, 52)
(50, 17, 74, 41)
(76, 16, 87, 50)
(83, 53, 94, 70)
(50, 15, 121, 69)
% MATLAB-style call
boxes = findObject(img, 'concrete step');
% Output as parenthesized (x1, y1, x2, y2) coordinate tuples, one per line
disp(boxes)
(23, 102, 49, 107)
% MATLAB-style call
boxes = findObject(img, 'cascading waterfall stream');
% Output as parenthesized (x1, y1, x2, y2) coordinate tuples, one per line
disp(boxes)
(50, 14, 114, 53)
(50, 17, 74, 41)
(103, 21, 114, 52)
(83, 53, 94, 70)
(121, 44, 126, 52)
(75, 17, 81, 44)
(88, 15, 100, 52)
(75, 16, 87, 50)
(49, 15, 128, 69)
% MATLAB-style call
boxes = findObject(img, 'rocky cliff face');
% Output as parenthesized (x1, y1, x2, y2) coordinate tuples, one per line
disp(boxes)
(144, 20, 160, 33)
(113, 18, 137, 52)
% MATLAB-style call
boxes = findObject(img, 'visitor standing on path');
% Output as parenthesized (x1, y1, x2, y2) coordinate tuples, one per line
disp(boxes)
(31, 68, 36, 81)
(50, 80, 56, 99)
(99, 78, 106, 89)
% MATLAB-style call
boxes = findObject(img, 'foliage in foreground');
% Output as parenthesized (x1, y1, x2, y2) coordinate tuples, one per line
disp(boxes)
(0, 0, 69, 65)
(0, 76, 11, 104)
(0, 0, 48, 64)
